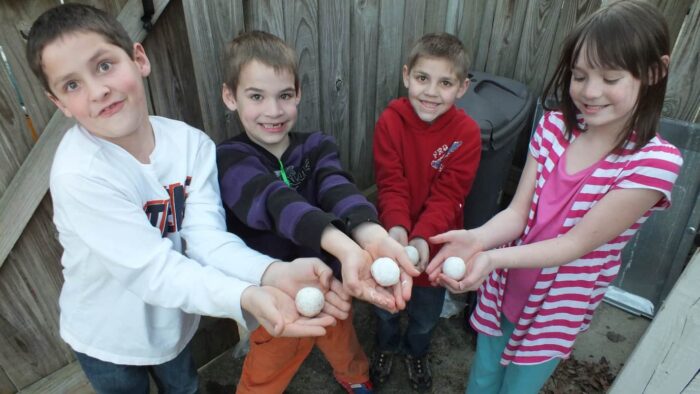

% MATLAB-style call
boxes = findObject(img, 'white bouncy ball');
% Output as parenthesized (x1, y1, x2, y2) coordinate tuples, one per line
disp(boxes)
(371, 257, 401, 286)
(295, 287, 325, 317)
(442, 256, 466, 280)
(404, 245, 420, 266)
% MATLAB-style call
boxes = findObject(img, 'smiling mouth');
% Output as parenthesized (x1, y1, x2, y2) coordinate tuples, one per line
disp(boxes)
(420, 100, 440, 111)
(259, 122, 285, 131)
(99, 100, 124, 117)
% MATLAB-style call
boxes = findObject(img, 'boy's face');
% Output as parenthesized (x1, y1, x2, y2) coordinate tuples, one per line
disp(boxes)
(222, 60, 300, 158)
(402, 56, 468, 123)
(43, 31, 151, 145)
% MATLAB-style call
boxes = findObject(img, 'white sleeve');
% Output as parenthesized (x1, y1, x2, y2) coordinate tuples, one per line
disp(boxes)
(179, 136, 276, 283)
(50, 171, 259, 329)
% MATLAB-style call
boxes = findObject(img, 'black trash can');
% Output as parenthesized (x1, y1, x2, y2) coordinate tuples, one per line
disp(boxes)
(453, 71, 535, 343)
(457, 71, 535, 230)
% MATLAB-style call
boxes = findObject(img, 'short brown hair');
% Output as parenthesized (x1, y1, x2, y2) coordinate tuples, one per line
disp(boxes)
(26, 3, 134, 94)
(223, 31, 298, 94)
(542, 0, 670, 151)
(406, 33, 470, 81)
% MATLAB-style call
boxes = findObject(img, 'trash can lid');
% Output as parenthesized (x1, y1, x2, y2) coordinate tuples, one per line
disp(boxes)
(456, 71, 533, 149)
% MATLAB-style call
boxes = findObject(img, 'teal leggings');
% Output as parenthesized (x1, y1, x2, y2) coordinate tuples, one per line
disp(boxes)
(466, 316, 560, 394)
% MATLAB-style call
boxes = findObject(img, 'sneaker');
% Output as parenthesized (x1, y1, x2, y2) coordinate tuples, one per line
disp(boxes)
(405, 354, 432, 391)
(369, 351, 393, 386)
(336, 378, 374, 394)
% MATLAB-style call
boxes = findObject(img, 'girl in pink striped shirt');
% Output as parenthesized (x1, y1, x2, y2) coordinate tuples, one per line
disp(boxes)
(426, 1, 683, 393)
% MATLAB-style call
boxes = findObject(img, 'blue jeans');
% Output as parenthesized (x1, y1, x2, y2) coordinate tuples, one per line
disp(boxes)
(74, 344, 199, 394)
(374, 285, 446, 357)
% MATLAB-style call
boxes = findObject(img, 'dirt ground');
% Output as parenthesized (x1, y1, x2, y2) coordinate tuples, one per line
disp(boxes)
(198, 297, 649, 394)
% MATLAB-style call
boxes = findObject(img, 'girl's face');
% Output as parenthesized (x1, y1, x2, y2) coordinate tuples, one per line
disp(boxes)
(569, 46, 641, 135)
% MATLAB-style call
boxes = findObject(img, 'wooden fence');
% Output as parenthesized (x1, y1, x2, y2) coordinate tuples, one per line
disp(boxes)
(0, 0, 698, 392)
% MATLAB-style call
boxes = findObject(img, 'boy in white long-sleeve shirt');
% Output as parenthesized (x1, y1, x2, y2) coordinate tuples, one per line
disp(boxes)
(26, 4, 341, 392)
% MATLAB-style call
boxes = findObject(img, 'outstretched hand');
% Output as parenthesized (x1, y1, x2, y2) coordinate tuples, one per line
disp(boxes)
(426, 229, 483, 284)
(241, 286, 335, 337)
(261, 258, 351, 320)
(340, 247, 399, 313)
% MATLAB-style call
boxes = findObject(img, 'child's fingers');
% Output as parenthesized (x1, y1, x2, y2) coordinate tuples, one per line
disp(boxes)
(282, 323, 328, 337)
(321, 300, 349, 320)
(429, 230, 457, 245)
(329, 278, 351, 301)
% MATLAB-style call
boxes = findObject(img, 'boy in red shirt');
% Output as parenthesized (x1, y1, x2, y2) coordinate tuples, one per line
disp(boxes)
(371, 33, 481, 391)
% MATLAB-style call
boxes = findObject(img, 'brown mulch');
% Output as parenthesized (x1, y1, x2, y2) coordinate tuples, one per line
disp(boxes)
(541, 355, 616, 394)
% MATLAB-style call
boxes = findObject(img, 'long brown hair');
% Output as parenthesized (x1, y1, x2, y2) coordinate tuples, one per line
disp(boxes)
(542, 0, 670, 151)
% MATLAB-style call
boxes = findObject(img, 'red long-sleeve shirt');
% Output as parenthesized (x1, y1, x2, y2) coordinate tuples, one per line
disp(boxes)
(373, 98, 481, 286)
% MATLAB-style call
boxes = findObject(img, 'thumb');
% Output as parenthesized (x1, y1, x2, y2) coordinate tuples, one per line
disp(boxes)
(315, 262, 332, 290)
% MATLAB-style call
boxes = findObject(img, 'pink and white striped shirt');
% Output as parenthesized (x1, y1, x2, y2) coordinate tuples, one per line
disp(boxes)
(470, 111, 683, 365)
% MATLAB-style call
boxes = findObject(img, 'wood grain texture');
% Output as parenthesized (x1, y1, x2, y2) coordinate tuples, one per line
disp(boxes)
(285, 0, 321, 133)
(145, 0, 204, 130)
(0, 0, 60, 138)
(17, 361, 92, 394)
(0, 196, 71, 390)
(610, 250, 700, 394)
(542, 0, 601, 90)
(182, 0, 245, 143)
(349, 0, 379, 189)
(652, 0, 695, 45)
(482, 0, 529, 79)
(374, 0, 405, 121)
(318, 0, 351, 165)
(513, 0, 563, 95)
(0, 53, 33, 196)
(399, 0, 427, 93)
(423, 0, 450, 34)
(663, 0, 700, 122)
(245, 0, 286, 39)
(451, 0, 494, 70)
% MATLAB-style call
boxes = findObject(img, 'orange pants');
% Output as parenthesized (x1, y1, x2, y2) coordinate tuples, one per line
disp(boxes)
(236, 309, 369, 394)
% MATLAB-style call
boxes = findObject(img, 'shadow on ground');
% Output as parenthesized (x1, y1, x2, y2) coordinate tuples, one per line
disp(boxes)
(199, 298, 649, 393)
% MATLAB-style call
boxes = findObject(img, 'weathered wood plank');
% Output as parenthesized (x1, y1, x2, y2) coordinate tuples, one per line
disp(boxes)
(652, 0, 695, 46)
(399, 0, 426, 83)
(318, 0, 351, 165)
(423, 0, 449, 34)
(513, 0, 563, 96)
(0, 49, 33, 196)
(285, 0, 321, 133)
(482, 0, 530, 79)
(0, 366, 14, 394)
(182, 0, 245, 143)
(374, 0, 405, 122)
(244, 0, 286, 39)
(609, 249, 700, 394)
(0, 0, 170, 271)
(450, 0, 493, 70)
(0, 0, 61, 138)
(0, 196, 70, 389)
(663, 0, 700, 122)
(348, 0, 379, 189)
(542, 0, 601, 91)
(18, 361, 92, 394)
(145, 0, 204, 130)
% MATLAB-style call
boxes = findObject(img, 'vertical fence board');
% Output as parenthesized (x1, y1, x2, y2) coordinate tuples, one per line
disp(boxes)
(483, 0, 530, 79)
(349, 0, 379, 188)
(399, 0, 426, 75)
(0, 368, 14, 393)
(451, 0, 493, 70)
(423, 0, 449, 34)
(374, 0, 405, 122)
(182, 0, 245, 143)
(0, 56, 33, 196)
(0, 195, 70, 390)
(513, 0, 563, 96)
(145, 0, 203, 131)
(542, 0, 601, 90)
(664, 0, 700, 122)
(245, 0, 286, 39)
(318, 0, 350, 165)
(653, 0, 695, 45)
(284, 0, 321, 133)
(0, 0, 58, 139)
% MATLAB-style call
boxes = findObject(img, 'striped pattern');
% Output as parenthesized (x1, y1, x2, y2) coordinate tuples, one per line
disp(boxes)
(216, 131, 377, 261)
(470, 111, 683, 365)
